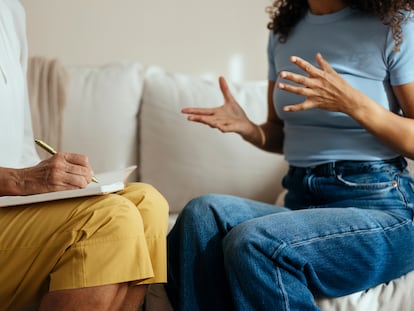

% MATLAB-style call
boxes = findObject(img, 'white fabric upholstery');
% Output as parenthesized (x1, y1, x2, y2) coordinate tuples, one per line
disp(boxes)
(61, 62, 144, 181)
(317, 270, 414, 310)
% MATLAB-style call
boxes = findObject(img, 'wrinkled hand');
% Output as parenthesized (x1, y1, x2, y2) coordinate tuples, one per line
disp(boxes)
(181, 76, 256, 136)
(277, 53, 359, 114)
(21, 152, 93, 195)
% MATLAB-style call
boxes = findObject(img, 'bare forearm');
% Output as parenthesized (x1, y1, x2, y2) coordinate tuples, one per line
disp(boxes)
(242, 121, 284, 154)
(0, 167, 24, 196)
(261, 122, 284, 153)
(350, 95, 414, 159)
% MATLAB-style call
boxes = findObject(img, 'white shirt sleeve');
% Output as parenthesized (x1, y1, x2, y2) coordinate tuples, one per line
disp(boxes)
(0, 0, 40, 168)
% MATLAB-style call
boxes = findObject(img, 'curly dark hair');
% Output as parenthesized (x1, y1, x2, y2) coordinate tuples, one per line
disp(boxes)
(267, 0, 414, 51)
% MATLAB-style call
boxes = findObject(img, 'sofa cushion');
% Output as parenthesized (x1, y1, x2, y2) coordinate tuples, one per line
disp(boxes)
(140, 66, 288, 213)
(317, 269, 414, 310)
(61, 62, 144, 181)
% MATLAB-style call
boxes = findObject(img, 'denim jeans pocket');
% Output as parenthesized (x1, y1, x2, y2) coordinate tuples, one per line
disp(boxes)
(336, 173, 398, 191)
(321, 171, 412, 212)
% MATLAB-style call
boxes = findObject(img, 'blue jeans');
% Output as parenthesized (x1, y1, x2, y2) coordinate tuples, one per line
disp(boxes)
(166, 157, 414, 311)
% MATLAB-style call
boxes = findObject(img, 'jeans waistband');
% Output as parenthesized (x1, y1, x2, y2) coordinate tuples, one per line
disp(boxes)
(289, 157, 407, 177)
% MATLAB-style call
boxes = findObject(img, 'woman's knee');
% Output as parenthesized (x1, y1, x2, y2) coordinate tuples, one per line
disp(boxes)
(180, 194, 231, 219)
(222, 222, 265, 269)
(168, 194, 228, 239)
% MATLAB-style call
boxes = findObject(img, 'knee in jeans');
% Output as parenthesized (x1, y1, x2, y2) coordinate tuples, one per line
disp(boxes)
(180, 194, 228, 220)
(186, 193, 231, 211)
(223, 223, 257, 267)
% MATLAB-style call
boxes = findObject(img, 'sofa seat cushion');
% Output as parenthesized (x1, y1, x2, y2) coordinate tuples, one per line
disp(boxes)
(317, 269, 414, 310)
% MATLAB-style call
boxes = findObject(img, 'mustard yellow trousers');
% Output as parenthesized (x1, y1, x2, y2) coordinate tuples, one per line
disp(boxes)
(0, 183, 169, 310)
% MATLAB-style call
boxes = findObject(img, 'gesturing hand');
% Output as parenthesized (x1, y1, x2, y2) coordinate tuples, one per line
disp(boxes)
(20, 152, 94, 195)
(277, 53, 360, 114)
(181, 76, 256, 137)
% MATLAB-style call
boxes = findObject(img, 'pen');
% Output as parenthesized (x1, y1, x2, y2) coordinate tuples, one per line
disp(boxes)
(34, 139, 98, 183)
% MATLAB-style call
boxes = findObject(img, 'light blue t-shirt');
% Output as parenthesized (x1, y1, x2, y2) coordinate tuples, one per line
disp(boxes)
(268, 7, 414, 167)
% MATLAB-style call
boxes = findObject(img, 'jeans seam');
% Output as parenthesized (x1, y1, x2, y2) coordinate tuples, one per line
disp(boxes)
(289, 219, 411, 247)
(276, 266, 290, 311)
(273, 243, 290, 311)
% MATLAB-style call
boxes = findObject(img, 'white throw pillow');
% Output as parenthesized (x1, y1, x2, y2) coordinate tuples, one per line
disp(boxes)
(140, 66, 288, 213)
(62, 62, 144, 181)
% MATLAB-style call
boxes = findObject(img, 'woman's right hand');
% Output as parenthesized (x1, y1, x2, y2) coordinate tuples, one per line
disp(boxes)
(182, 76, 259, 140)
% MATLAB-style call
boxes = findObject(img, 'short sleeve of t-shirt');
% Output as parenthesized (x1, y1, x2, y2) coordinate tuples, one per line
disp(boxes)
(387, 14, 414, 85)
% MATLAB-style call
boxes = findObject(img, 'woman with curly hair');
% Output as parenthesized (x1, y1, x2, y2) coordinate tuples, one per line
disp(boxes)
(166, 0, 414, 310)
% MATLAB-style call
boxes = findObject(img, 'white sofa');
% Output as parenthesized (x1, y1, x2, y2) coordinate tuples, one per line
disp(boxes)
(32, 61, 414, 310)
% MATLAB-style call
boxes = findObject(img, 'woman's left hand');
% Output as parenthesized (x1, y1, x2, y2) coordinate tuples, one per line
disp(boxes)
(277, 53, 359, 114)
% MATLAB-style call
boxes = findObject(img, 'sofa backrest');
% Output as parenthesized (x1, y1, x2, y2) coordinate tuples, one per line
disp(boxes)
(61, 62, 145, 181)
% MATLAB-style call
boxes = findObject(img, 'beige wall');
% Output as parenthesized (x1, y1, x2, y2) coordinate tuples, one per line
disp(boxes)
(20, 0, 271, 81)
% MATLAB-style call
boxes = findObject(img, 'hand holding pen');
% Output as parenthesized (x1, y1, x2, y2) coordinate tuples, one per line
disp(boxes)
(12, 140, 99, 196)
(35, 139, 98, 183)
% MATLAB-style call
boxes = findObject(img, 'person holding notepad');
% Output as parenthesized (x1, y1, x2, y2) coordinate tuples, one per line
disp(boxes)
(0, 0, 169, 310)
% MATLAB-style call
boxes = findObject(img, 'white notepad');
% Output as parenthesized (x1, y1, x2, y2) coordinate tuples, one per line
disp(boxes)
(0, 165, 137, 207)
